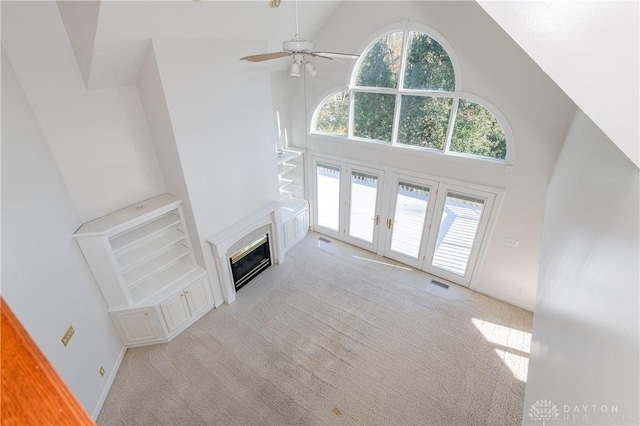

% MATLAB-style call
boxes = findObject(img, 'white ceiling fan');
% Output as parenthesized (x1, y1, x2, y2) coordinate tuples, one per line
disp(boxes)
(240, 0, 359, 77)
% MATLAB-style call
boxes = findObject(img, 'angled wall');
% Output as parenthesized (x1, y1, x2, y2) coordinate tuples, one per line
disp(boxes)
(477, 0, 639, 168)
(2, 1, 166, 222)
(1, 50, 124, 418)
(523, 111, 639, 424)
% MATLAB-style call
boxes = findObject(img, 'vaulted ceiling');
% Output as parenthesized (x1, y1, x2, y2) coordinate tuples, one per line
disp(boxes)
(56, 0, 638, 167)
(57, 0, 342, 90)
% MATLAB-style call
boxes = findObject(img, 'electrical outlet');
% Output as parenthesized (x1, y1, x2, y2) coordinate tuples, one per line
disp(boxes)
(99, 367, 105, 377)
(504, 238, 519, 248)
(61, 325, 75, 347)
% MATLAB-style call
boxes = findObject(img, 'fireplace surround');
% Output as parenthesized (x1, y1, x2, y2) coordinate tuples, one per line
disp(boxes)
(207, 202, 283, 304)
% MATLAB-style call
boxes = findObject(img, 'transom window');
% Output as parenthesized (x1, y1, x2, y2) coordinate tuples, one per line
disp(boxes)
(313, 27, 510, 162)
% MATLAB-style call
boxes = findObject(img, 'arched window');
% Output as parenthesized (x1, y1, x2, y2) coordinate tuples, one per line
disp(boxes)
(312, 26, 511, 163)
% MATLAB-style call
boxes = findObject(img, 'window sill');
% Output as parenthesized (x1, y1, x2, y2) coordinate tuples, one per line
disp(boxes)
(309, 132, 513, 170)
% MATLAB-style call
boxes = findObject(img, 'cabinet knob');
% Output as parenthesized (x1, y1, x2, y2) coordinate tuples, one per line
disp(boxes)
(144, 312, 148, 316)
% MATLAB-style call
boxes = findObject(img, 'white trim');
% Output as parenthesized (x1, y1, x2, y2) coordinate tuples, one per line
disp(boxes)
(309, 150, 505, 193)
(348, 21, 462, 92)
(310, 87, 350, 137)
(468, 188, 504, 290)
(207, 202, 282, 304)
(309, 132, 509, 169)
(91, 346, 127, 420)
(456, 91, 516, 166)
(443, 96, 460, 153)
(421, 183, 497, 287)
(311, 157, 344, 239)
(343, 164, 386, 252)
(309, 152, 505, 290)
(310, 20, 515, 166)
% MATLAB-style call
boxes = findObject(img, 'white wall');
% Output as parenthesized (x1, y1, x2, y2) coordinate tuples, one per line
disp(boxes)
(1, 50, 125, 418)
(301, 1, 576, 310)
(137, 43, 206, 276)
(148, 39, 281, 302)
(477, 0, 639, 168)
(523, 110, 639, 424)
(56, 0, 100, 88)
(2, 1, 166, 222)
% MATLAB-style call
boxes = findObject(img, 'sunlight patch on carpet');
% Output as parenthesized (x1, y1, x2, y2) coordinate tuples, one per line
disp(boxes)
(494, 348, 529, 382)
(472, 318, 532, 382)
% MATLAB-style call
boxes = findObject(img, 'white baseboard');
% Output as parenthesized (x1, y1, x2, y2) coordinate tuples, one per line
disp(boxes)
(473, 286, 535, 312)
(91, 346, 127, 420)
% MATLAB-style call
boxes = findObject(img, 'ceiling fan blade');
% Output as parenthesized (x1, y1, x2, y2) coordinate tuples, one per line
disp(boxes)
(313, 51, 360, 59)
(240, 52, 291, 62)
(310, 53, 338, 62)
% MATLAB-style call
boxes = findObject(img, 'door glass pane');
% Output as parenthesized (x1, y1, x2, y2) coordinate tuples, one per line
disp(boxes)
(432, 192, 485, 276)
(389, 181, 430, 259)
(348, 171, 379, 243)
(316, 163, 341, 231)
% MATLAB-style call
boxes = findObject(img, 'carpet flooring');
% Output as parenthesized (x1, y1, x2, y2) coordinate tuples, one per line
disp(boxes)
(97, 233, 533, 425)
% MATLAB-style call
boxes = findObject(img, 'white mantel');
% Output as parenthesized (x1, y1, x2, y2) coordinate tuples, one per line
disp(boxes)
(207, 201, 284, 304)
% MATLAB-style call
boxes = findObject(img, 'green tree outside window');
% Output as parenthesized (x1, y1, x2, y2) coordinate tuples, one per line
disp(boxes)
(353, 92, 396, 142)
(403, 32, 455, 92)
(450, 99, 506, 159)
(315, 92, 349, 136)
(311, 28, 509, 162)
(398, 95, 452, 150)
(356, 32, 403, 88)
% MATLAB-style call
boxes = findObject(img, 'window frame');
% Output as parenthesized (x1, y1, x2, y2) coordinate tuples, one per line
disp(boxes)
(310, 21, 515, 166)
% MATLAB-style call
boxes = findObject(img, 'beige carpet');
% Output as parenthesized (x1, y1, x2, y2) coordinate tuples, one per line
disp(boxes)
(98, 234, 532, 425)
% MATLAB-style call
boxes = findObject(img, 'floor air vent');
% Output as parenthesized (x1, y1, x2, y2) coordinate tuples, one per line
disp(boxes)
(318, 237, 332, 244)
(431, 279, 450, 289)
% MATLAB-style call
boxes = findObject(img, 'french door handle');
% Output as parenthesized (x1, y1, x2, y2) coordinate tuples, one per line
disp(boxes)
(373, 214, 380, 225)
(386, 218, 393, 229)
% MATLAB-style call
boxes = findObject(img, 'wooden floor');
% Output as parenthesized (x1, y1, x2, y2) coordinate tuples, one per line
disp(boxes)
(316, 170, 483, 276)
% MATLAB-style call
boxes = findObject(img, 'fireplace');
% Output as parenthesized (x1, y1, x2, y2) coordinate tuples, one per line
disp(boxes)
(229, 234, 271, 291)
(207, 201, 284, 304)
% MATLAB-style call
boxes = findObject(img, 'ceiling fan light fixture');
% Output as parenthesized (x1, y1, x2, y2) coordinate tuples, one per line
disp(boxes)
(283, 40, 314, 52)
(290, 61, 301, 78)
(305, 61, 317, 77)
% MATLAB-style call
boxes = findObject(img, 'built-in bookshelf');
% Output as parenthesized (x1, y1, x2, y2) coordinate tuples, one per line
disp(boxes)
(74, 194, 214, 347)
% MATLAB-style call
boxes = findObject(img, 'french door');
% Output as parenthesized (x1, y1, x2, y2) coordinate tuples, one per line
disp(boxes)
(314, 161, 342, 239)
(422, 185, 495, 286)
(313, 157, 496, 288)
(383, 177, 438, 268)
(313, 159, 384, 252)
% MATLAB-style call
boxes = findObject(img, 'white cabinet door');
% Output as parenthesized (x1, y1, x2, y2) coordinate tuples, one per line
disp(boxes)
(294, 209, 308, 241)
(283, 217, 297, 248)
(161, 292, 190, 332)
(283, 205, 309, 252)
(184, 278, 212, 318)
(111, 308, 163, 344)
